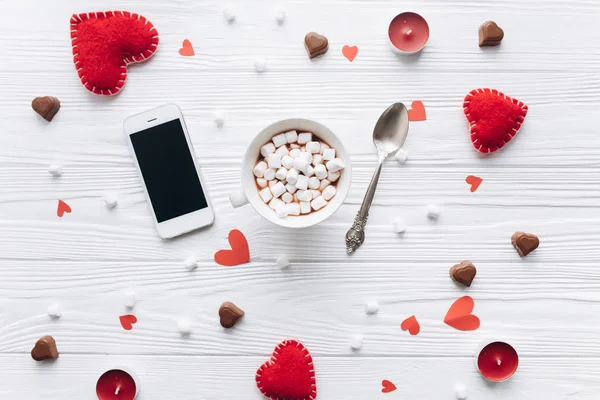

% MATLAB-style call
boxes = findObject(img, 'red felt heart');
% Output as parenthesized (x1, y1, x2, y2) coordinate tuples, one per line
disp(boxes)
(408, 100, 426, 121)
(57, 200, 71, 218)
(256, 340, 317, 400)
(400, 315, 421, 335)
(465, 175, 483, 192)
(119, 314, 137, 330)
(444, 296, 480, 331)
(214, 229, 250, 266)
(463, 88, 528, 154)
(381, 379, 397, 393)
(70, 11, 159, 96)
(342, 45, 359, 62)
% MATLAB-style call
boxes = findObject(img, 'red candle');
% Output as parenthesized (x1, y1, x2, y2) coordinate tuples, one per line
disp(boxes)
(388, 12, 430, 53)
(476, 341, 519, 382)
(96, 368, 138, 400)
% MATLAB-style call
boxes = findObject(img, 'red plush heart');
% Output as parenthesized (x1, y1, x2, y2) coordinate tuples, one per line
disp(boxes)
(256, 340, 317, 400)
(463, 88, 528, 154)
(70, 11, 159, 95)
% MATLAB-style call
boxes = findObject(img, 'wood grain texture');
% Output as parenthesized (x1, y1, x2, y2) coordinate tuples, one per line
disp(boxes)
(0, 0, 599, 398)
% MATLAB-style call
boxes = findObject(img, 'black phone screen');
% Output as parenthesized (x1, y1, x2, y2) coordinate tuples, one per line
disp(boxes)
(130, 118, 208, 223)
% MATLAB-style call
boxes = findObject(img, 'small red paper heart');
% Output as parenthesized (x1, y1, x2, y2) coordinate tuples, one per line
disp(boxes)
(381, 379, 397, 393)
(465, 175, 483, 192)
(408, 101, 426, 121)
(342, 45, 358, 62)
(444, 296, 480, 331)
(70, 11, 159, 96)
(119, 314, 137, 330)
(214, 229, 250, 266)
(400, 315, 420, 335)
(57, 200, 71, 217)
(463, 88, 528, 154)
(179, 39, 195, 57)
(256, 340, 317, 400)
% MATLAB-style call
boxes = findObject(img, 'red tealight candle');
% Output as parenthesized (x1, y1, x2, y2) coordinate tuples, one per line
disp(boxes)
(388, 12, 430, 53)
(96, 368, 138, 400)
(476, 341, 519, 382)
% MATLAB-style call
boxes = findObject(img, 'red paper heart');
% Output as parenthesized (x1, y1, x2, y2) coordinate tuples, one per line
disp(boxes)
(466, 175, 483, 192)
(408, 101, 426, 121)
(463, 88, 528, 154)
(119, 314, 137, 330)
(70, 11, 159, 95)
(256, 340, 317, 400)
(381, 379, 397, 393)
(179, 39, 195, 56)
(342, 45, 358, 62)
(444, 296, 480, 331)
(214, 229, 250, 266)
(400, 315, 420, 335)
(57, 200, 71, 217)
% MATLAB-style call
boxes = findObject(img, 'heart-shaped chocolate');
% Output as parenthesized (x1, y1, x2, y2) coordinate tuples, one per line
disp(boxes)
(479, 21, 504, 46)
(450, 261, 477, 287)
(304, 32, 329, 59)
(219, 301, 244, 328)
(512, 232, 539, 257)
(31, 336, 59, 361)
(32, 96, 60, 122)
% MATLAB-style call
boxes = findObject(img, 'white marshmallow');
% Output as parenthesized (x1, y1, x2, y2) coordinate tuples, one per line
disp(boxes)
(275, 204, 289, 218)
(256, 178, 268, 188)
(281, 155, 294, 169)
(427, 204, 441, 220)
(320, 142, 330, 153)
(254, 58, 266, 72)
(327, 170, 340, 182)
(290, 143, 301, 149)
(297, 132, 312, 144)
(48, 164, 63, 177)
(270, 182, 286, 198)
(365, 300, 379, 315)
(289, 148, 301, 158)
(300, 201, 311, 214)
(312, 154, 323, 165)
(311, 196, 327, 210)
(395, 148, 408, 164)
(272, 133, 286, 148)
(322, 185, 337, 200)
(311, 189, 321, 199)
(285, 130, 298, 143)
(276, 255, 290, 269)
(261, 143, 276, 157)
(305, 165, 314, 177)
(184, 256, 199, 271)
(281, 192, 294, 203)
(264, 168, 276, 181)
(178, 318, 192, 336)
(259, 187, 273, 203)
(350, 334, 363, 350)
(305, 141, 321, 154)
(103, 194, 118, 209)
(285, 183, 297, 194)
(268, 197, 284, 210)
(319, 179, 331, 190)
(267, 153, 282, 169)
(275, 9, 286, 24)
(286, 168, 299, 184)
(124, 291, 137, 308)
(269, 180, 278, 187)
(223, 7, 236, 22)
(229, 191, 247, 207)
(296, 190, 312, 202)
(299, 151, 313, 163)
(454, 383, 468, 400)
(326, 158, 345, 172)
(293, 157, 309, 173)
(253, 161, 268, 178)
(275, 145, 289, 157)
(314, 164, 328, 179)
(275, 167, 288, 181)
(308, 176, 320, 190)
(213, 110, 225, 128)
(295, 175, 309, 190)
(47, 303, 63, 318)
(286, 202, 301, 216)
(393, 217, 406, 234)
(322, 148, 336, 161)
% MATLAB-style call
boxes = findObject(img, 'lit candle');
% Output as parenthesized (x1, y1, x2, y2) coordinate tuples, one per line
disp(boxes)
(388, 12, 430, 54)
(475, 341, 519, 382)
(96, 368, 139, 400)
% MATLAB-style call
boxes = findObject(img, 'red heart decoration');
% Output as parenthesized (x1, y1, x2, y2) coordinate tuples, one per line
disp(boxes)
(256, 340, 317, 400)
(57, 200, 72, 218)
(342, 45, 359, 62)
(463, 88, 528, 154)
(381, 379, 397, 393)
(119, 314, 137, 330)
(179, 39, 195, 57)
(465, 175, 483, 192)
(400, 315, 420, 335)
(408, 100, 426, 121)
(70, 11, 159, 95)
(214, 229, 250, 266)
(444, 296, 480, 331)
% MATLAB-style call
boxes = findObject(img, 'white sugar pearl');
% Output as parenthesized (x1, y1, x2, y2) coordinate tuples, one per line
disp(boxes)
(286, 168, 299, 184)
(311, 189, 321, 199)
(281, 192, 294, 203)
(103, 194, 118, 209)
(289, 148, 301, 158)
(261, 143, 276, 157)
(269, 197, 284, 211)
(305, 141, 321, 154)
(286, 202, 300, 216)
(223, 7, 236, 22)
(254, 161, 268, 178)
(275, 204, 289, 218)
(281, 155, 294, 169)
(305, 165, 314, 177)
(267, 154, 282, 169)
(393, 217, 406, 234)
(327, 170, 340, 182)
(322, 185, 336, 200)
(319, 179, 331, 190)
(254, 58, 266, 72)
(293, 158, 309, 174)
(47, 303, 63, 318)
(299, 151, 313, 163)
(314, 164, 328, 179)
(326, 158, 345, 172)
(275, 145, 289, 157)
(285, 130, 298, 143)
(308, 176, 320, 190)
(256, 178, 268, 188)
(300, 201, 311, 214)
(276, 255, 290, 269)
(454, 383, 468, 399)
(296, 190, 312, 202)
(48, 164, 63, 177)
(297, 132, 312, 144)
(365, 300, 379, 315)
(124, 291, 137, 308)
(311, 196, 327, 211)
(312, 154, 323, 165)
(395, 149, 408, 164)
(295, 175, 309, 190)
(184, 256, 199, 271)
(350, 334, 363, 350)
(285, 183, 297, 194)
(270, 182, 286, 198)
(213, 110, 225, 128)
(322, 148, 336, 161)
(427, 204, 441, 220)
(275, 167, 288, 181)
(264, 168, 276, 181)
(259, 187, 273, 203)
(275, 9, 286, 24)
(178, 318, 192, 336)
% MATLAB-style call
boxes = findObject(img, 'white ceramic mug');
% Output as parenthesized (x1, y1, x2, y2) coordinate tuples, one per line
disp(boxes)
(231, 119, 352, 228)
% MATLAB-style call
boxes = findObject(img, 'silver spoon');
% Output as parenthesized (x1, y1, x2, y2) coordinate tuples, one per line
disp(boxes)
(345, 103, 410, 254)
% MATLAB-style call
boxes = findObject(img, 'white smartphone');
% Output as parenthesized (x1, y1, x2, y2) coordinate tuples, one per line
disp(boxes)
(124, 104, 214, 239)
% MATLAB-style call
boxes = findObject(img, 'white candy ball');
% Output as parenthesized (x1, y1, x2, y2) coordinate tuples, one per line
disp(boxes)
(48, 164, 63, 177)
(223, 7, 236, 22)
(178, 318, 193, 336)
(184, 256, 199, 271)
(393, 217, 406, 234)
(103, 194, 118, 209)
(254, 58, 266, 72)
(394, 149, 408, 164)
(47, 303, 63, 318)
(124, 291, 136, 308)
(454, 382, 468, 399)
(427, 204, 441, 220)
(350, 334, 363, 350)
(213, 110, 225, 128)
(275, 9, 286, 24)
(365, 300, 379, 315)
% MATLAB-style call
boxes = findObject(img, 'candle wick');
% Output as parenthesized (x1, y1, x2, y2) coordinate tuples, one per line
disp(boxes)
(497, 358, 502, 366)
(115, 386, 121, 395)
(405, 29, 413, 37)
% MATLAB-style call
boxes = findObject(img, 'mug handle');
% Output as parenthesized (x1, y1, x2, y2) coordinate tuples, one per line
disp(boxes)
(229, 191, 249, 208)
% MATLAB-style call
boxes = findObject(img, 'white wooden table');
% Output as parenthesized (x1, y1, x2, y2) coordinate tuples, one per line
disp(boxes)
(1, 0, 599, 398)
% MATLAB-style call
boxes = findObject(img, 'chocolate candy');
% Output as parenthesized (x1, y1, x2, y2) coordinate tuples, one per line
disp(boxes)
(31, 335, 59, 361)
(512, 232, 539, 257)
(32, 96, 61, 122)
(304, 32, 329, 59)
(478, 21, 504, 47)
(219, 301, 244, 328)
(450, 261, 477, 287)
